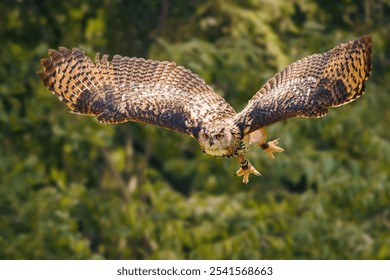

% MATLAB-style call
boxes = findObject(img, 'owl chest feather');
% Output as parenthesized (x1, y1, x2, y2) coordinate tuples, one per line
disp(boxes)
(201, 128, 266, 158)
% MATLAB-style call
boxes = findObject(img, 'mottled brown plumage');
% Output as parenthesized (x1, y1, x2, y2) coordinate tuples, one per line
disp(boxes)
(234, 36, 372, 134)
(38, 36, 372, 184)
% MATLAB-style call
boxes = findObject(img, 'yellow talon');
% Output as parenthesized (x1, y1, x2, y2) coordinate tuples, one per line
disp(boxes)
(261, 138, 285, 159)
(236, 164, 261, 184)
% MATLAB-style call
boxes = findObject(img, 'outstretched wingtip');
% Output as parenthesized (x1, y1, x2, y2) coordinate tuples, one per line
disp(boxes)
(357, 35, 372, 49)
(355, 35, 373, 79)
(360, 35, 372, 42)
(58, 46, 68, 52)
(356, 34, 370, 40)
(354, 35, 372, 57)
(47, 48, 56, 56)
(40, 58, 52, 68)
(36, 70, 47, 80)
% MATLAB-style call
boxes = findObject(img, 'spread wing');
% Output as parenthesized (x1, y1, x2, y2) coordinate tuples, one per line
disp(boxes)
(234, 36, 372, 135)
(37, 47, 236, 136)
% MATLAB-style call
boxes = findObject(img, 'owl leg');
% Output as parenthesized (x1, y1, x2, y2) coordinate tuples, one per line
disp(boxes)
(258, 128, 285, 159)
(235, 155, 261, 184)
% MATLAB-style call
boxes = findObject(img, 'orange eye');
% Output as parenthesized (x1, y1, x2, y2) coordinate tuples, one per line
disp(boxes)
(203, 133, 209, 139)
(216, 134, 223, 140)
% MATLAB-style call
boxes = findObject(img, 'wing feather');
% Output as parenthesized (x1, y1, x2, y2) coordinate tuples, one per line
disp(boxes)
(37, 47, 236, 136)
(234, 36, 372, 135)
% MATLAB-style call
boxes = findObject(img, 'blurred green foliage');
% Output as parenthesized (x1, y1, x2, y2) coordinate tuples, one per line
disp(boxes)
(0, 0, 389, 259)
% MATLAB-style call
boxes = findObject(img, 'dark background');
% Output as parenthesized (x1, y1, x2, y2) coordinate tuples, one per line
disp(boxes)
(1, 0, 389, 259)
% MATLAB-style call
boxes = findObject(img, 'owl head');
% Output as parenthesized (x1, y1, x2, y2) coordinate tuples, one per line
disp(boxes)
(196, 125, 237, 157)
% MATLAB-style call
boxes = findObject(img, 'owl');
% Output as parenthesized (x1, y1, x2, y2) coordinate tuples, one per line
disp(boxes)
(38, 36, 372, 184)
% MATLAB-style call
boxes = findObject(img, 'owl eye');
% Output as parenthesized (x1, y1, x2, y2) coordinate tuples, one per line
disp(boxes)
(216, 134, 224, 140)
(202, 133, 209, 139)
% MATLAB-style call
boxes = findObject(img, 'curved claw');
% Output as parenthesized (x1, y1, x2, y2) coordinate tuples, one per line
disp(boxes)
(236, 164, 261, 184)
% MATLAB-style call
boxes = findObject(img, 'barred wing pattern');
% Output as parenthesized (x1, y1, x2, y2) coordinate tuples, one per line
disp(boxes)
(38, 47, 236, 136)
(234, 36, 372, 135)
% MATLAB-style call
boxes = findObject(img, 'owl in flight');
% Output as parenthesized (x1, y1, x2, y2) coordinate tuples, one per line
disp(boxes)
(38, 36, 372, 184)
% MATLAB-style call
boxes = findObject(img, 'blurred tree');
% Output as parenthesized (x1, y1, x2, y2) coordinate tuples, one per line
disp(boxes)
(0, 0, 389, 259)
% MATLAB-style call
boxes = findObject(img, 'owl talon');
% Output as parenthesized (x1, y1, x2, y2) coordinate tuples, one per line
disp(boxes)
(236, 164, 261, 184)
(261, 138, 285, 159)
